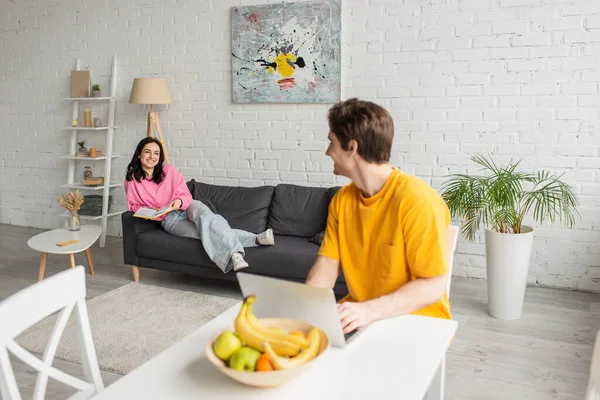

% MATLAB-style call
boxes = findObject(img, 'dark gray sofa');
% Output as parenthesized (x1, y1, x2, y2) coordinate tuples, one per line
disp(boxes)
(121, 181, 348, 295)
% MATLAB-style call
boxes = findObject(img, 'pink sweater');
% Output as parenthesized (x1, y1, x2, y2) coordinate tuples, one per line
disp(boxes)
(124, 164, 193, 221)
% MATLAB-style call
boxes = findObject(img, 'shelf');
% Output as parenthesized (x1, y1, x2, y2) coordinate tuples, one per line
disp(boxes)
(63, 127, 118, 130)
(64, 97, 113, 101)
(61, 155, 121, 161)
(64, 55, 118, 249)
(60, 210, 125, 220)
(61, 182, 122, 190)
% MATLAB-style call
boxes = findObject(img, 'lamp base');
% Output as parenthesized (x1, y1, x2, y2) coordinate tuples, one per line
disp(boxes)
(147, 111, 170, 163)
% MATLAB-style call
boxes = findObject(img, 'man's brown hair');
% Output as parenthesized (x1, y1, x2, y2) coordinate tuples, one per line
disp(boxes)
(327, 98, 394, 163)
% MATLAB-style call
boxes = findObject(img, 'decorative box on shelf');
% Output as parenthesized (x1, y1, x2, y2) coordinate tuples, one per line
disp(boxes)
(83, 177, 104, 186)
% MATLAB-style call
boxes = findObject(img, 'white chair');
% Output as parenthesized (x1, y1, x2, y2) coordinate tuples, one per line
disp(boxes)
(587, 331, 600, 399)
(0, 266, 104, 400)
(445, 225, 459, 299)
(425, 225, 459, 400)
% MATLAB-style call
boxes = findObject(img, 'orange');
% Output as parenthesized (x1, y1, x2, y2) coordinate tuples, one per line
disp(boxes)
(255, 353, 274, 372)
(289, 330, 306, 339)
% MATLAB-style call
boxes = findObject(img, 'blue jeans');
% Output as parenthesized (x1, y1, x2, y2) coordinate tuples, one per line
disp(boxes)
(161, 200, 258, 273)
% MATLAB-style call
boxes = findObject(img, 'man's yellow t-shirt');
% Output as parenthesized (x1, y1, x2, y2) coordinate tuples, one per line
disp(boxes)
(318, 168, 452, 320)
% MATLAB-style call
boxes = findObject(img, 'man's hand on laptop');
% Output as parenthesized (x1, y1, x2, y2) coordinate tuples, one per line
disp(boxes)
(338, 301, 373, 334)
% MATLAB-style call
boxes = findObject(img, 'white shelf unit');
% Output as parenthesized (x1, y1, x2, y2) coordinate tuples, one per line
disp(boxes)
(61, 155, 121, 161)
(63, 127, 118, 131)
(63, 97, 113, 101)
(60, 211, 124, 221)
(61, 182, 122, 190)
(63, 55, 122, 247)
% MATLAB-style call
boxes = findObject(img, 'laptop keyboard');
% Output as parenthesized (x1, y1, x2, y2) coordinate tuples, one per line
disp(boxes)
(344, 329, 359, 342)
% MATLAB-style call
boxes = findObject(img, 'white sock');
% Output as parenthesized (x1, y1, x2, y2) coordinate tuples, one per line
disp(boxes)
(232, 252, 249, 271)
(256, 228, 274, 246)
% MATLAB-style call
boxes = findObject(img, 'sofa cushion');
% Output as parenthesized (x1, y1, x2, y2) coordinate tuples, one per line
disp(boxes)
(137, 230, 315, 275)
(243, 235, 321, 280)
(137, 230, 346, 284)
(186, 180, 274, 233)
(267, 184, 329, 238)
(247, 235, 346, 284)
(137, 229, 214, 267)
(309, 231, 325, 246)
(328, 186, 342, 202)
(308, 186, 342, 245)
(185, 181, 218, 214)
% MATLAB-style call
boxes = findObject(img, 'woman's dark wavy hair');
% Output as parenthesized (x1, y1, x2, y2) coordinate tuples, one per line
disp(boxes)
(125, 137, 165, 184)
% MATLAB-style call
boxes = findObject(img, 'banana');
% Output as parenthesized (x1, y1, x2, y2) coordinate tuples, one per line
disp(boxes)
(263, 327, 321, 370)
(234, 299, 302, 357)
(268, 327, 286, 335)
(244, 296, 309, 349)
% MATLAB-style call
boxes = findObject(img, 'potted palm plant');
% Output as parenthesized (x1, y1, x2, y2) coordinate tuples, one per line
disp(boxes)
(441, 154, 579, 319)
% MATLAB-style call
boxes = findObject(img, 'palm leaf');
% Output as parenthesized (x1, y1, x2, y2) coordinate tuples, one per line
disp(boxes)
(441, 153, 579, 241)
(521, 172, 580, 228)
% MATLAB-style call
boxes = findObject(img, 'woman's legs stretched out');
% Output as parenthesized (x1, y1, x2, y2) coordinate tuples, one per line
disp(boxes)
(161, 200, 273, 273)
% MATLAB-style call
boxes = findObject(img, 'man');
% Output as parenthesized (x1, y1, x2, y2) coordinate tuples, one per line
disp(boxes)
(306, 98, 451, 334)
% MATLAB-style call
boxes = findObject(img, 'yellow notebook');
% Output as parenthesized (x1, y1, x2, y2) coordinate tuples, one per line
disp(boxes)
(133, 205, 173, 220)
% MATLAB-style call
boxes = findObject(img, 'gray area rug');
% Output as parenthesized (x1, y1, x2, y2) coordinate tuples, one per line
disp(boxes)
(16, 283, 239, 375)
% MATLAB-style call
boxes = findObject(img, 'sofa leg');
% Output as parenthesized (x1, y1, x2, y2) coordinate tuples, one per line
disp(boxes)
(132, 265, 140, 282)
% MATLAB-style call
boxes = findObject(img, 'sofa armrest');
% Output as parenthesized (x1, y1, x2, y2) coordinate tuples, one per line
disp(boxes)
(121, 211, 161, 266)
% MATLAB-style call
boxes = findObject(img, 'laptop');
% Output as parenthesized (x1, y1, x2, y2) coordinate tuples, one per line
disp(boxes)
(236, 272, 366, 347)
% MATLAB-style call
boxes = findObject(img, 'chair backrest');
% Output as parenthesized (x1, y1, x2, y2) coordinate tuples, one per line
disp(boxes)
(587, 331, 600, 400)
(446, 225, 459, 299)
(0, 266, 104, 400)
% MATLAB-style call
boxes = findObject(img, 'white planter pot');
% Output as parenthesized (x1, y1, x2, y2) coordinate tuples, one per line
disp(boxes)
(485, 226, 534, 320)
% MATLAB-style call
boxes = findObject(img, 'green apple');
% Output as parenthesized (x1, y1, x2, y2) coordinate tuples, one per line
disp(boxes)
(212, 331, 242, 362)
(228, 346, 261, 372)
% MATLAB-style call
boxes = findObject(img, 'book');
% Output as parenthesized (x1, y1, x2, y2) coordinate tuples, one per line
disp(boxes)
(56, 239, 80, 247)
(133, 205, 173, 220)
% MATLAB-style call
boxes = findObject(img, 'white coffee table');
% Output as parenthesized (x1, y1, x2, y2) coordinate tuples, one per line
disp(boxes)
(27, 225, 102, 281)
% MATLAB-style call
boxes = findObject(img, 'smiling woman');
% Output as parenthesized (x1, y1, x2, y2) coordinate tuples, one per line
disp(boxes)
(123, 138, 276, 276)
(140, 143, 160, 174)
(125, 137, 165, 185)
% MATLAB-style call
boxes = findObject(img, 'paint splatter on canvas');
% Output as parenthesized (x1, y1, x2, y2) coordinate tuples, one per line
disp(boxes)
(231, 1, 341, 103)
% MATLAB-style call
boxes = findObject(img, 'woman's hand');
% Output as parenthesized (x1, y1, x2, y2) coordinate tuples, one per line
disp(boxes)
(169, 198, 183, 210)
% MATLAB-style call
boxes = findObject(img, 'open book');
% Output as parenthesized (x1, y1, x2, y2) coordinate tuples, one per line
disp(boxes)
(133, 205, 173, 220)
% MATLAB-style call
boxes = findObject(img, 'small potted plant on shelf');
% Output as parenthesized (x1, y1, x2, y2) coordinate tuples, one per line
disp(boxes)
(57, 190, 85, 231)
(91, 84, 101, 97)
(77, 140, 87, 157)
(441, 154, 579, 320)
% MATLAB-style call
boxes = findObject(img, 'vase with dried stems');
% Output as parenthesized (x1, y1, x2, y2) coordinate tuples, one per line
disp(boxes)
(57, 190, 85, 231)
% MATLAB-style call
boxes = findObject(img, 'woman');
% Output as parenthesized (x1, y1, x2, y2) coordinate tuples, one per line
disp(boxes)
(124, 137, 274, 273)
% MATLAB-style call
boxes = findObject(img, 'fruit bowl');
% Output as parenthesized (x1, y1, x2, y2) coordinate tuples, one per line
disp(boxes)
(206, 318, 329, 388)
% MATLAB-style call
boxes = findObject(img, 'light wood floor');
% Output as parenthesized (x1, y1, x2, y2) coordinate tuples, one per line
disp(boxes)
(1, 224, 597, 399)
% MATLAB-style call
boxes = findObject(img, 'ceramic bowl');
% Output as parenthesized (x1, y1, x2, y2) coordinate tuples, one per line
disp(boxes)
(205, 318, 329, 388)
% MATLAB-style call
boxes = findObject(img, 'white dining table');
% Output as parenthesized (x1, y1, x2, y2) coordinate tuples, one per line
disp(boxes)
(92, 303, 457, 400)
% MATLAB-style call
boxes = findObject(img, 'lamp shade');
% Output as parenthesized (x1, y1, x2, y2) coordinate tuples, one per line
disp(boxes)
(129, 78, 173, 105)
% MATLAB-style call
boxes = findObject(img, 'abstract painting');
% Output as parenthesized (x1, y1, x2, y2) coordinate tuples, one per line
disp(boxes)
(231, 0, 341, 104)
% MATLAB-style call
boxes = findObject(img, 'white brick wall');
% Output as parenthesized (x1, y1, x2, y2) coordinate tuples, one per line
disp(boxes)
(1, 0, 600, 292)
